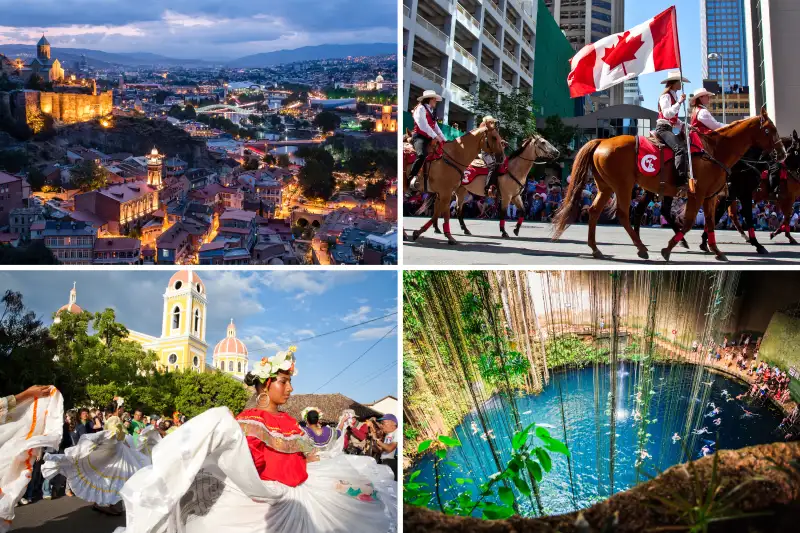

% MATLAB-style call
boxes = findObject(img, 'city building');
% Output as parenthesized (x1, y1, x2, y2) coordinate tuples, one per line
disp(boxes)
(92, 237, 141, 265)
(218, 209, 257, 251)
(0, 172, 26, 229)
(73, 180, 159, 235)
(533, 0, 576, 118)
(702, 0, 750, 122)
(53, 282, 82, 324)
(9, 207, 44, 242)
(375, 105, 398, 133)
(623, 78, 644, 106)
(744, 0, 798, 131)
(127, 271, 209, 373)
(41, 220, 97, 264)
(544, 0, 625, 108)
(403, 0, 538, 128)
(212, 319, 249, 380)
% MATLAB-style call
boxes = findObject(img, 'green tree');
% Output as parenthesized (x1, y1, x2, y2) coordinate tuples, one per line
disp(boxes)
(314, 111, 341, 133)
(25, 74, 46, 91)
(27, 168, 46, 191)
(360, 119, 375, 133)
(243, 158, 259, 171)
(262, 153, 277, 165)
(171, 371, 250, 418)
(467, 81, 537, 149)
(167, 105, 184, 119)
(0, 240, 58, 265)
(154, 91, 172, 105)
(184, 104, 197, 120)
(271, 115, 282, 128)
(365, 180, 384, 199)
(71, 160, 107, 192)
(0, 73, 21, 91)
(298, 158, 334, 200)
(0, 290, 59, 402)
(538, 115, 579, 160)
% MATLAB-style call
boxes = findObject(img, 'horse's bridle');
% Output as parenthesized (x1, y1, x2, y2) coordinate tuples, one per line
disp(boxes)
(513, 137, 552, 164)
(439, 128, 502, 170)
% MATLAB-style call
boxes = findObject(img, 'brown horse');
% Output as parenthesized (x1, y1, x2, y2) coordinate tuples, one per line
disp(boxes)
(454, 134, 561, 238)
(406, 124, 504, 244)
(553, 106, 786, 261)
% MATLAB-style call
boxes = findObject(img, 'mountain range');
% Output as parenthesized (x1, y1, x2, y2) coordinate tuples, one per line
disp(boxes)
(0, 43, 396, 69)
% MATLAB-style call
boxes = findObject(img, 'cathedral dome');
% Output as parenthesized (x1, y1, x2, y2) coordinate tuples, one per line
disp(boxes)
(375, 74, 384, 82)
(214, 319, 248, 357)
(168, 270, 205, 294)
(58, 302, 82, 314)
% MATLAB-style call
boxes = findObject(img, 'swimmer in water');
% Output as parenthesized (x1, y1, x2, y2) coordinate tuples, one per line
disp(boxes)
(693, 427, 711, 435)
(709, 402, 716, 409)
(487, 429, 496, 440)
(471, 421, 479, 435)
(672, 433, 681, 443)
(721, 389, 729, 397)
(702, 381, 713, 386)
(701, 445, 712, 457)
(741, 407, 758, 418)
(713, 418, 722, 426)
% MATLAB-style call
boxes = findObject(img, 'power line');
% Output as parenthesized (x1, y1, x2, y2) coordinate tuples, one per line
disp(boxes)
(312, 325, 397, 394)
(245, 312, 397, 355)
(352, 360, 398, 392)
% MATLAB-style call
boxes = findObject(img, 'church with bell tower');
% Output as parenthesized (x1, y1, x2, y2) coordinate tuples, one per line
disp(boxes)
(126, 270, 209, 372)
(24, 34, 63, 83)
(146, 147, 164, 189)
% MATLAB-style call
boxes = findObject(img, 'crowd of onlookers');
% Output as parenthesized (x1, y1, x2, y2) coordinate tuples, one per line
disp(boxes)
(404, 177, 800, 233)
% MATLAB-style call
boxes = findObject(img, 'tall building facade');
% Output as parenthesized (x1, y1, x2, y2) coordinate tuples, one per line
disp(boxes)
(743, 0, 799, 131)
(701, 0, 750, 122)
(127, 270, 209, 373)
(623, 78, 644, 106)
(533, 0, 576, 119)
(544, 0, 625, 109)
(403, 0, 538, 129)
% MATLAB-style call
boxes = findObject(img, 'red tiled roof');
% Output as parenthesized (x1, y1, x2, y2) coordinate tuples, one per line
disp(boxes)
(93, 237, 140, 252)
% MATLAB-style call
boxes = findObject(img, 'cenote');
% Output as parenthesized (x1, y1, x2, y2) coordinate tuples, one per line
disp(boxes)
(412, 362, 786, 516)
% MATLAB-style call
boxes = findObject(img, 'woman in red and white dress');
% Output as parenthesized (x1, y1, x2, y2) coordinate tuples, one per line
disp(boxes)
(116, 347, 396, 533)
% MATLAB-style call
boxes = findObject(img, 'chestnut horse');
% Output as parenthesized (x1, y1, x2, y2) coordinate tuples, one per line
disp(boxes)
(454, 134, 561, 238)
(406, 124, 504, 244)
(552, 106, 786, 261)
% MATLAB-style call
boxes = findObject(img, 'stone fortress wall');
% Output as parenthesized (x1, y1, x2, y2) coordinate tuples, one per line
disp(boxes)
(0, 89, 112, 130)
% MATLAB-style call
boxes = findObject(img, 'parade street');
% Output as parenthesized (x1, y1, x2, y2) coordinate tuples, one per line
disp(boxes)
(11, 498, 124, 533)
(403, 218, 800, 265)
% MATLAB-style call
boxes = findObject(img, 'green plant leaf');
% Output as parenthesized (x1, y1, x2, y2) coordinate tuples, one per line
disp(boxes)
(412, 495, 430, 506)
(435, 449, 446, 460)
(513, 474, 532, 495)
(512, 430, 527, 451)
(443, 461, 459, 468)
(417, 440, 432, 453)
(535, 426, 551, 439)
(409, 470, 421, 482)
(438, 435, 461, 447)
(542, 436, 570, 456)
(534, 447, 552, 473)
(526, 458, 543, 482)
(498, 486, 514, 507)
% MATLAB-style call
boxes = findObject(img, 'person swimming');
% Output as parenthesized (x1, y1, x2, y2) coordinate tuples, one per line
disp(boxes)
(671, 433, 681, 443)
(702, 381, 714, 386)
(701, 445, 712, 457)
(705, 407, 720, 418)
(741, 407, 759, 418)
(713, 418, 722, 426)
(471, 421, 479, 435)
(693, 427, 711, 435)
(721, 389, 730, 397)
(709, 402, 716, 409)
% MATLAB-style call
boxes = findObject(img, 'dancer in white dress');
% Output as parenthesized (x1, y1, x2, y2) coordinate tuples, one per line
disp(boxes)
(42, 398, 153, 516)
(115, 347, 397, 533)
(0, 385, 62, 533)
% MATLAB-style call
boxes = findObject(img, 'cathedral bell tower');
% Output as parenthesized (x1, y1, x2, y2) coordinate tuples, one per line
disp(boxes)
(147, 147, 164, 189)
(37, 35, 50, 61)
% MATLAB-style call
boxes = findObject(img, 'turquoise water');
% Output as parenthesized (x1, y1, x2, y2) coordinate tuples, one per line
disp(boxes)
(411, 363, 785, 516)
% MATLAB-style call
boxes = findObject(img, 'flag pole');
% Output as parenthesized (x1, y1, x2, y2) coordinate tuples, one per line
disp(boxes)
(673, 4, 695, 193)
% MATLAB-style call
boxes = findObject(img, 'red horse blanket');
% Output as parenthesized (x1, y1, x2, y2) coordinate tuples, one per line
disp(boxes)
(636, 131, 704, 177)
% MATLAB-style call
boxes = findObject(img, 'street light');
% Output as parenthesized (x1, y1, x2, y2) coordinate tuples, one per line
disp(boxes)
(707, 52, 725, 123)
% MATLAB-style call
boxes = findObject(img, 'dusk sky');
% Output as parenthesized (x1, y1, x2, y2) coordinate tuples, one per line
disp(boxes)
(0, 270, 398, 404)
(0, 0, 397, 59)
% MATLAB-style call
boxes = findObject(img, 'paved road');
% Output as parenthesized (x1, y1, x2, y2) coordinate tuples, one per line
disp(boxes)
(11, 497, 124, 533)
(403, 217, 800, 265)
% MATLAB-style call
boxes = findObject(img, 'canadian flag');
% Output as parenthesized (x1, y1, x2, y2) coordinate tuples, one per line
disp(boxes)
(568, 6, 680, 98)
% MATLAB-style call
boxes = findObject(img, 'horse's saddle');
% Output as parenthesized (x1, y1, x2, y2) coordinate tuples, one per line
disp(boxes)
(636, 131, 705, 177)
(461, 158, 510, 185)
(403, 141, 444, 167)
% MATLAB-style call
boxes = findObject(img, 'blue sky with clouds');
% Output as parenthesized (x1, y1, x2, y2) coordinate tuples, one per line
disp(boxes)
(0, 270, 398, 404)
(0, 0, 396, 58)
(625, 0, 702, 111)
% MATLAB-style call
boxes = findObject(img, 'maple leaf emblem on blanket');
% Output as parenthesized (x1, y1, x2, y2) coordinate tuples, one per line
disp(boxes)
(602, 31, 644, 75)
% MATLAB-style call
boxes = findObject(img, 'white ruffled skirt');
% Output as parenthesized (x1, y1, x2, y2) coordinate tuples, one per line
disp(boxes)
(42, 429, 151, 506)
(0, 390, 64, 533)
(115, 407, 397, 533)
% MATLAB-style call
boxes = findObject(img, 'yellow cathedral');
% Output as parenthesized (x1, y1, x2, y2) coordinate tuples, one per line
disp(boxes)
(127, 271, 209, 372)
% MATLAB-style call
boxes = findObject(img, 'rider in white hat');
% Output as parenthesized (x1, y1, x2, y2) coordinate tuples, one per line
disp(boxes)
(689, 88, 726, 134)
(656, 70, 691, 187)
(408, 89, 447, 192)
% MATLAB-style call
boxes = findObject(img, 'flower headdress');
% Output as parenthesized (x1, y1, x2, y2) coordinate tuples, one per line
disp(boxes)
(253, 346, 298, 383)
(301, 406, 321, 422)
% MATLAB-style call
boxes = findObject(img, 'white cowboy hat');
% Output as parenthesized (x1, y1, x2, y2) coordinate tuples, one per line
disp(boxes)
(690, 88, 715, 105)
(661, 70, 691, 84)
(482, 115, 497, 123)
(417, 89, 443, 102)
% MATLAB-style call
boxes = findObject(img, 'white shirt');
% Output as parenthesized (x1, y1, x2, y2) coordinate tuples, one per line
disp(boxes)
(381, 430, 397, 460)
(695, 106, 726, 131)
(413, 104, 445, 140)
(658, 90, 684, 128)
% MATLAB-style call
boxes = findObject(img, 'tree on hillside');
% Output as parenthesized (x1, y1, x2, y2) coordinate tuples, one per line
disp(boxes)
(27, 168, 46, 191)
(0, 150, 30, 174)
(277, 154, 292, 168)
(25, 74, 46, 91)
(243, 158, 259, 171)
(360, 120, 375, 133)
(298, 158, 334, 200)
(0, 240, 58, 265)
(314, 111, 341, 133)
(184, 104, 197, 120)
(365, 180, 385, 200)
(466, 81, 537, 149)
(71, 160, 107, 192)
